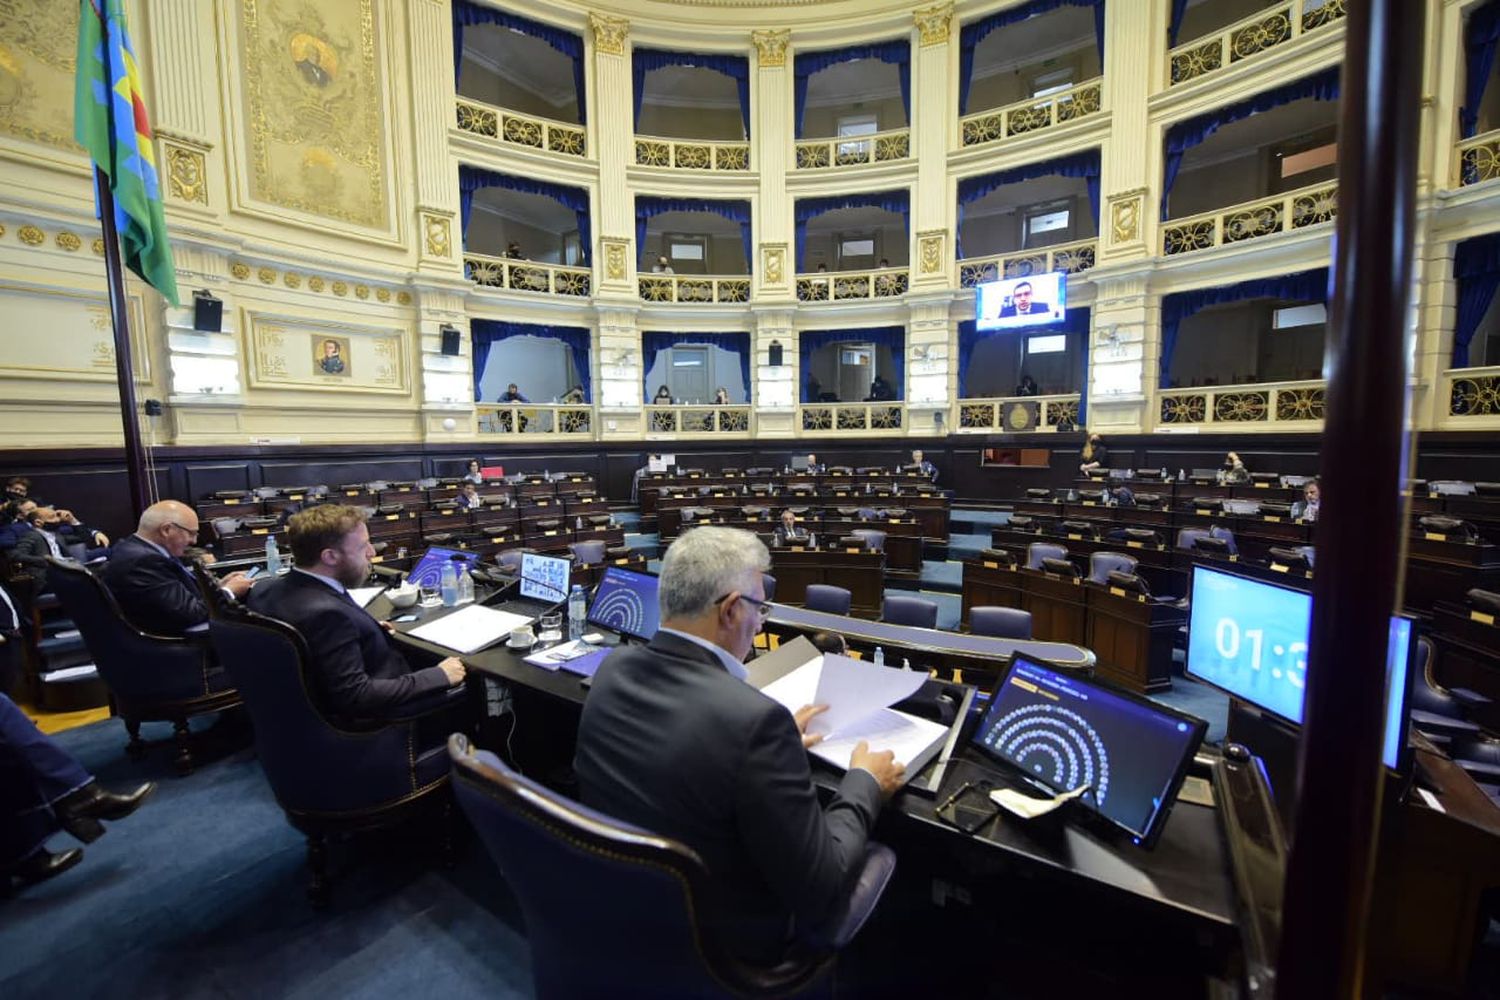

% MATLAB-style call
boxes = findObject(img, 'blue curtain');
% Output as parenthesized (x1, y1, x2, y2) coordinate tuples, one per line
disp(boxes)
(793, 41, 910, 137)
(958, 307, 1091, 406)
(641, 332, 752, 401)
(1159, 268, 1329, 386)
(798, 327, 905, 402)
(1454, 232, 1500, 368)
(634, 196, 753, 271)
(471, 320, 592, 403)
(955, 150, 1100, 258)
(1161, 66, 1341, 218)
(958, 0, 1104, 115)
(1168, 0, 1191, 46)
(793, 189, 909, 271)
(458, 165, 591, 263)
(1462, 0, 1500, 139)
(633, 48, 751, 137)
(451, 1, 586, 124)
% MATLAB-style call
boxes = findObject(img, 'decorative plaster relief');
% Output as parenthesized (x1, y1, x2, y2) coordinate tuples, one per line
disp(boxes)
(752, 30, 789, 68)
(0, 0, 82, 152)
(589, 13, 628, 56)
(913, 3, 954, 47)
(602, 238, 629, 280)
(422, 213, 451, 258)
(917, 230, 945, 274)
(761, 244, 786, 284)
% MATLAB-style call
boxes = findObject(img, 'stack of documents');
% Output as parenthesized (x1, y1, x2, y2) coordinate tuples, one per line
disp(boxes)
(408, 605, 533, 654)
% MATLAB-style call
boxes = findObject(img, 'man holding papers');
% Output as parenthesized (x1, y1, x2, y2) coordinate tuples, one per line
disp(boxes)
(249, 505, 465, 725)
(575, 526, 903, 966)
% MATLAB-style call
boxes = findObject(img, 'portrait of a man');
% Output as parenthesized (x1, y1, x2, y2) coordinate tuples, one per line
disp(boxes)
(998, 280, 1051, 318)
(317, 336, 350, 376)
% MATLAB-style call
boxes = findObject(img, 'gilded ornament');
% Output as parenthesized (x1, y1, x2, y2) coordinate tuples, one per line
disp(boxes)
(284, 272, 301, 288)
(231, 262, 251, 279)
(332, 280, 348, 296)
(918, 233, 943, 274)
(18, 225, 44, 246)
(752, 30, 789, 68)
(397, 291, 411, 305)
(1110, 198, 1140, 244)
(0, 0, 84, 151)
(375, 287, 390, 302)
(308, 276, 325, 291)
(0, 224, 5, 238)
(354, 284, 369, 299)
(92, 237, 105, 254)
(604, 241, 627, 280)
(588, 13, 628, 56)
(913, 3, 953, 46)
(166, 146, 208, 204)
(55, 231, 81, 251)
(422, 214, 451, 258)
(258, 267, 276, 284)
(762, 246, 784, 284)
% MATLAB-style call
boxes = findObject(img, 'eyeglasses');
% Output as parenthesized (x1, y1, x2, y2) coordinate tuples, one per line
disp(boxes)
(715, 592, 771, 621)
(166, 521, 199, 537)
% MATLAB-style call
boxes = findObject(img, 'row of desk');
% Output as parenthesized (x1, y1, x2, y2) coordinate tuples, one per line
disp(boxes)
(655, 490, 951, 542)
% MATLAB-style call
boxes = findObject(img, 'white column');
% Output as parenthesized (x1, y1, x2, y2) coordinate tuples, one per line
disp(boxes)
(753, 30, 793, 301)
(596, 304, 645, 439)
(1087, 270, 1154, 433)
(910, 3, 956, 290)
(407, 0, 462, 276)
(413, 280, 475, 441)
(1098, 0, 1168, 266)
(753, 307, 797, 437)
(590, 13, 635, 294)
(906, 294, 956, 435)
(1411, 240, 1457, 432)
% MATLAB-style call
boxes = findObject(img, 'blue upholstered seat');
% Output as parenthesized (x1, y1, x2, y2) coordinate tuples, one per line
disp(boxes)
(1088, 551, 1139, 585)
(568, 539, 607, 565)
(449, 734, 895, 998)
(1025, 542, 1068, 570)
(804, 584, 851, 616)
(970, 606, 1033, 639)
(762, 573, 777, 602)
(850, 529, 887, 552)
(881, 595, 937, 629)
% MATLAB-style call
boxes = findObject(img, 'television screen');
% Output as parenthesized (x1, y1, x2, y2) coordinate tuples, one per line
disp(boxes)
(520, 552, 570, 603)
(587, 567, 661, 641)
(975, 272, 1068, 332)
(1186, 566, 1413, 770)
(407, 547, 481, 589)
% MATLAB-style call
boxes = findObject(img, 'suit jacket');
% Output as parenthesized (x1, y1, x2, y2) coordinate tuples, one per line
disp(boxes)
(11, 529, 61, 589)
(998, 301, 1051, 318)
(99, 534, 210, 636)
(575, 631, 883, 964)
(248, 570, 449, 724)
(772, 526, 809, 547)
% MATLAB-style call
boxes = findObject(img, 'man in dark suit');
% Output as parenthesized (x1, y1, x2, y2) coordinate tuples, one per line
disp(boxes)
(772, 508, 810, 547)
(102, 500, 255, 636)
(248, 504, 465, 725)
(575, 526, 903, 965)
(997, 280, 1051, 318)
(907, 448, 938, 482)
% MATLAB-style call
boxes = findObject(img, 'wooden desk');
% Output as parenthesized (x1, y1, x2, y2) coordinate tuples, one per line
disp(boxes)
(960, 559, 1026, 627)
(1085, 583, 1187, 693)
(769, 548, 885, 615)
(1428, 601, 1500, 732)
(1403, 534, 1500, 611)
(818, 516, 923, 577)
(1018, 567, 1088, 645)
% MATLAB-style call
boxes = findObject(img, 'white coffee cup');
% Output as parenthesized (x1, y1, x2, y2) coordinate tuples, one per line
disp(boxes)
(509, 627, 536, 648)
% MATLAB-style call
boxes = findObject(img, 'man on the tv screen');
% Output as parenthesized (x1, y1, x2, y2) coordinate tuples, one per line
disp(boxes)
(999, 280, 1050, 318)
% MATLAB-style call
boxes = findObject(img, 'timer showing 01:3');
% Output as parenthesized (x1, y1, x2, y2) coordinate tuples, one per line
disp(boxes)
(1215, 618, 1307, 686)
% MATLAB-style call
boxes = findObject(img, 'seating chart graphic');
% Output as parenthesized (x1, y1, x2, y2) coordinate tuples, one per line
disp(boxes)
(408, 547, 480, 589)
(980, 702, 1111, 806)
(587, 568, 660, 640)
(591, 587, 648, 634)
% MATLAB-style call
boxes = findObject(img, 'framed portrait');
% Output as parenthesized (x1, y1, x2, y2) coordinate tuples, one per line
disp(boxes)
(315, 336, 351, 377)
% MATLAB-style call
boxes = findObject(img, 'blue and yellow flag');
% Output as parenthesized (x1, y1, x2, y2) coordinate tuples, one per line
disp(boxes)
(74, 0, 178, 306)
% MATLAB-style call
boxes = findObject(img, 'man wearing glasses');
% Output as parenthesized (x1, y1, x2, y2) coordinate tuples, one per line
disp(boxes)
(102, 500, 255, 636)
(575, 525, 904, 967)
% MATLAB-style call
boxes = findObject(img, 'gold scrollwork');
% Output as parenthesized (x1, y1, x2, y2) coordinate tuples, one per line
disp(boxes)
(795, 143, 830, 169)
(635, 139, 671, 167)
(762, 246, 785, 284)
(604, 240, 627, 281)
(959, 261, 998, 288)
(546, 125, 585, 157)
(920, 234, 944, 274)
(872, 406, 903, 430)
(718, 409, 749, 432)
(913, 2, 954, 46)
(1450, 376, 1500, 416)
(1214, 391, 1269, 422)
(555, 271, 590, 297)
(1292, 187, 1337, 228)
(1224, 204, 1283, 243)
(875, 133, 909, 162)
(455, 100, 498, 138)
(1006, 103, 1051, 135)
(1163, 220, 1217, 256)
(18, 225, 44, 246)
(796, 278, 829, 302)
(1160, 394, 1207, 424)
(639, 277, 674, 302)
(376, 287, 390, 302)
(1275, 387, 1326, 421)
(837, 407, 868, 430)
(309, 276, 325, 292)
(332, 281, 348, 296)
(423, 214, 451, 258)
(715, 145, 749, 170)
(1170, 39, 1223, 84)
(1054, 245, 1096, 274)
(1002, 254, 1046, 278)
(1056, 84, 1101, 122)
(55, 232, 81, 251)
(717, 280, 751, 303)
(961, 113, 1003, 147)
(960, 403, 995, 428)
(166, 145, 208, 204)
(502, 115, 543, 148)
(801, 407, 832, 431)
(354, 284, 369, 299)
(589, 13, 628, 56)
(1045, 400, 1079, 428)
(1111, 197, 1140, 244)
(752, 29, 789, 68)
(1230, 13, 1291, 62)
(1461, 142, 1500, 185)
(674, 144, 711, 169)
(1302, 0, 1347, 32)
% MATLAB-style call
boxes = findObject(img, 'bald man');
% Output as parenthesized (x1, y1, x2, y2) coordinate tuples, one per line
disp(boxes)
(101, 500, 254, 636)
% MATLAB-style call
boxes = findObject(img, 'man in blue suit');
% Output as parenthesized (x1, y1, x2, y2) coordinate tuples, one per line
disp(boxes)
(575, 526, 903, 965)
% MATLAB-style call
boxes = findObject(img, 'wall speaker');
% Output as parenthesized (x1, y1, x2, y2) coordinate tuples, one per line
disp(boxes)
(192, 290, 223, 332)
(440, 324, 461, 356)
(768, 340, 784, 366)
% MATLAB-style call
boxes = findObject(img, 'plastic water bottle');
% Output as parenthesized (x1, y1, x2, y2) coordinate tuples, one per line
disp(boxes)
(575, 516, 584, 530)
(440, 560, 460, 607)
(264, 536, 282, 576)
(457, 564, 475, 605)
(872, 646, 885, 667)
(568, 584, 588, 640)
(902, 657, 912, 671)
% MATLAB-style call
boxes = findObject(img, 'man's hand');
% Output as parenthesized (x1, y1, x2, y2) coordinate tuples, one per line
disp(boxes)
(57, 509, 80, 525)
(439, 657, 466, 686)
(793, 703, 828, 748)
(221, 572, 255, 599)
(849, 740, 905, 798)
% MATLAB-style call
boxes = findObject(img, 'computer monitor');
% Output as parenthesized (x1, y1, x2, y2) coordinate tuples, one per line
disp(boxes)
(407, 547, 480, 589)
(587, 566, 661, 641)
(1186, 565, 1414, 770)
(972, 654, 1207, 848)
(520, 552, 570, 603)
(974, 271, 1068, 331)
(789, 455, 811, 471)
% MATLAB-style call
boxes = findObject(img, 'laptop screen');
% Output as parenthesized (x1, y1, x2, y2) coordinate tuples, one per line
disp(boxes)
(586, 566, 661, 641)
(972, 655, 1207, 847)
(408, 547, 480, 589)
(520, 552, 570, 603)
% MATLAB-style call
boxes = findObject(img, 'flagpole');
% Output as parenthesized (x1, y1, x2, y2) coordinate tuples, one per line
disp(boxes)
(94, 167, 151, 521)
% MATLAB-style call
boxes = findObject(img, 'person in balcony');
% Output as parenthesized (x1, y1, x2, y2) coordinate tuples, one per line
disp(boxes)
(867, 375, 896, 401)
(653, 385, 674, 405)
(1016, 374, 1039, 396)
(560, 385, 586, 405)
(652, 255, 674, 275)
(504, 242, 525, 260)
(714, 387, 731, 405)
(497, 383, 529, 433)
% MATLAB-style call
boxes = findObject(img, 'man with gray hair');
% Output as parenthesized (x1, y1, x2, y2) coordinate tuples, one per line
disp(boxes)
(102, 500, 254, 636)
(575, 526, 903, 965)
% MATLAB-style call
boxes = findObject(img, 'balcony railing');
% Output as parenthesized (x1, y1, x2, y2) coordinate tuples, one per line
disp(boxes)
(798, 403, 905, 434)
(638, 274, 751, 303)
(454, 97, 586, 158)
(1448, 367, 1500, 418)
(956, 394, 1081, 433)
(1157, 379, 1327, 427)
(795, 267, 909, 302)
(634, 135, 751, 171)
(645, 405, 753, 435)
(960, 79, 1104, 148)
(1168, 0, 1347, 86)
(476, 403, 594, 436)
(1161, 180, 1337, 256)
(795, 128, 911, 169)
(959, 239, 1098, 288)
(1457, 127, 1500, 187)
(465, 253, 592, 298)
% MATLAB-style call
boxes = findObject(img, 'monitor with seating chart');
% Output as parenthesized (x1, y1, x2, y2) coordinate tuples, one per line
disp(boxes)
(407, 547, 481, 589)
(520, 552, 570, 603)
(586, 566, 660, 641)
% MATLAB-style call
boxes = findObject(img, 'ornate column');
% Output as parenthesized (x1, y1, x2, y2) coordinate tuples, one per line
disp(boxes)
(412, 279, 476, 441)
(1098, 0, 1167, 266)
(1085, 268, 1154, 433)
(906, 293, 957, 436)
(753, 30, 793, 302)
(910, 3, 955, 292)
(406, 0, 462, 277)
(590, 13, 636, 297)
(753, 307, 797, 437)
(1411, 239, 1456, 432)
(596, 303, 645, 439)
(143, 0, 221, 224)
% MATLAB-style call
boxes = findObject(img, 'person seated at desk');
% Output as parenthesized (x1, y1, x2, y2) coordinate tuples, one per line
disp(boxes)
(463, 459, 485, 485)
(102, 500, 255, 636)
(652, 384, 674, 405)
(773, 509, 810, 547)
(803, 453, 825, 474)
(1222, 451, 1249, 484)
(248, 505, 465, 726)
(1079, 433, 1108, 474)
(454, 483, 483, 511)
(1292, 479, 1320, 522)
(907, 449, 937, 482)
(575, 526, 903, 966)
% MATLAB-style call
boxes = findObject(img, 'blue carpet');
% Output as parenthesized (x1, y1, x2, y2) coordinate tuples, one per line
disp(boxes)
(1152, 676, 1229, 745)
(0, 719, 535, 999)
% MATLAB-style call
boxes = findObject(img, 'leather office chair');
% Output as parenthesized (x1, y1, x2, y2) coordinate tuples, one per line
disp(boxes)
(804, 585, 852, 616)
(970, 606, 1032, 639)
(881, 596, 937, 629)
(1026, 542, 1068, 570)
(850, 529, 886, 553)
(568, 540, 607, 566)
(210, 602, 455, 906)
(1209, 526, 1239, 555)
(1088, 551, 1138, 585)
(450, 734, 895, 998)
(1175, 528, 1211, 551)
(47, 558, 239, 774)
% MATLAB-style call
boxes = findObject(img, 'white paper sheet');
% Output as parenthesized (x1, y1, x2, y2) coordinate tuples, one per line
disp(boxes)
(808, 653, 927, 736)
(408, 605, 533, 654)
(348, 586, 386, 609)
(808, 708, 949, 771)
